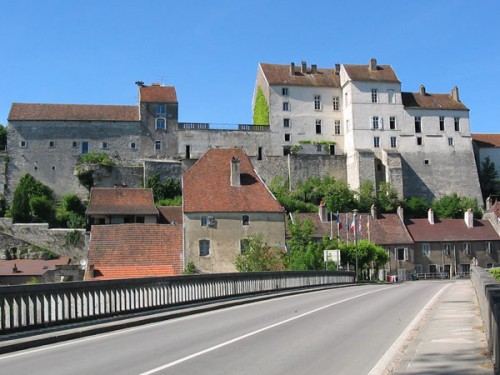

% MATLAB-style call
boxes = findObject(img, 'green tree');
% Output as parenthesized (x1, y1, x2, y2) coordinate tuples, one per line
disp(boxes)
(252, 86, 270, 125)
(479, 156, 499, 202)
(55, 194, 86, 228)
(405, 196, 431, 219)
(432, 193, 482, 219)
(340, 240, 389, 278)
(0, 124, 6, 151)
(145, 174, 182, 204)
(268, 177, 316, 213)
(321, 179, 357, 213)
(10, 174, 54, 223)
(235, 234, 284, 272)
(376, 182, 402, 213)
(358, 180, 376, 212)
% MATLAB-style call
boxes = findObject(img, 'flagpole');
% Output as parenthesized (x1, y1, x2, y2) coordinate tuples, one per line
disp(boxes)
(353, 209, 359, 283)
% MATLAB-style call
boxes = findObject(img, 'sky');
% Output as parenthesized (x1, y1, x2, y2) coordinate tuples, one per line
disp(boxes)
(0, 0, 498, 133)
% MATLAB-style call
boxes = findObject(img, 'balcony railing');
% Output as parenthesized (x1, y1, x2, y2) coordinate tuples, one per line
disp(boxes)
(178, 123, 270, 132)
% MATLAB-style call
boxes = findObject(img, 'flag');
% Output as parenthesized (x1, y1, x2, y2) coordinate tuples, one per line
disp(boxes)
(337, 212, 343, 230)
(349, 216, 355, 232)
(344, 214, 349, 232)
(358, 215, 362, 234)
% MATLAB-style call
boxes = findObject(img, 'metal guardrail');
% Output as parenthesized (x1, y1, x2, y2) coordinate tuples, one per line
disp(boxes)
(0, 271, 354, 333)
(178, 123, 270, 131)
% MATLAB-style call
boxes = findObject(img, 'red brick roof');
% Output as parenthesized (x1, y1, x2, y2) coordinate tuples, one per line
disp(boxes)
(260, 63, 341, 87)
(139, 85, 177, 103)
(183, 148, 284, 213)
(472, 134, 500, 148)
(402, 92, 468, 111)
(8, 103, 139, 121)
(343, 64, 400, 83)
(86, 188, 158, 216)
(157, 206, 183, 225)
(0, 257, 70, 276)
(406, 218, 499, 242)
(85, 224, 183, 280)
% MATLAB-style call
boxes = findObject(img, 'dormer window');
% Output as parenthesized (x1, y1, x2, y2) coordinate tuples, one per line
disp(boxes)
(156, 104, 166, 115)
(156, 118, 166, 130)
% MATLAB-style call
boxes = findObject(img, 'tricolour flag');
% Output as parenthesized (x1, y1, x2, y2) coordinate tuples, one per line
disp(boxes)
(337, 212, 343, 230)
(349, 217, 356, 232)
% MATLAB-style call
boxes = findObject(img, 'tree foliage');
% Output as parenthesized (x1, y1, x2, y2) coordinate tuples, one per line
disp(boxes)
(145, 174, 182, 204)
(234, 234, 284, 272)
(340, 240, 389, 276)
(0, 124, 6, 151)
(479, 156, 499, 202)
(376, 182, 403, 213)
(431, 193, 482, 219)
(10, 174, 54, 223)
(404, 196, 431, 219)
(252, 86, 270, 125)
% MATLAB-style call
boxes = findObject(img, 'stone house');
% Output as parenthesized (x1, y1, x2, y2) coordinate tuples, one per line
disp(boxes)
(406, 209, 499, 278)
(0, 257, 73, 285)
(182, 148, 286, 273)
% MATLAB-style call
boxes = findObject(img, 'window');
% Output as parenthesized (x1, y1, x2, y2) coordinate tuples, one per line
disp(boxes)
(283, 118, 290, 127)
(346, 119, 350, 131)
(136, 216, 145, 224)
(487, 263, 493, 269)
(371, 116, 379, 130)
(199, 240, 210, 257)
(329, 144, 335, 155)
(283, 146, 291, 156)
(415, 117, 422, 133)
(388, 89, 395, 104)
(156, 118, 166, 130)
(240, 238, 250, 253)
(389, 116, 396, 130)
(283, 102, 289, 111)
(316, 144, 322, 152)
(448, 137, 454, 146)
(315, 119, 322, 134)
(415, 264, 423, 274)
(314, 95, 321, 110)
(454, 117, 460, 131)
(344, 92, 348, 107)
(396, 247, 408, 261)
(424, 159, 430, 165)
(282, 87, 289, 96)
(156, 104, 166, 115)
(422, 243, 430, 257)
(417, 137, 423, 146)
(373, 136, 380, 148)
(486, 241, 492, 254)
(439, 117, 445, 131)
(284, 133, 291, 142)
(201, 216, 207, 226)
(334, 120, 341, 135)
(72, 141, 78, 148)
(154, 140, 161, 150)
(81, 141, 89, 154)
(257, 147, 263, 160)
(390, 136, 397, 148)
(130, 142, 137, 150)
(101, 142, 108, 149)
(443, 243, 451, 256)
(242, 215, 249, 225)
(332, 96, 339, 111)
(463, 242, 471, 255)
(20, 140, 27, 148)
(371, 89, 378, 103)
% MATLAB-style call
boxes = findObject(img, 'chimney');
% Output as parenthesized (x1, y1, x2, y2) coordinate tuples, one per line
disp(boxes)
(419, 85, 426, 96)
(12, 264, 18, 273)
(230, 157, 241, 187)
(290, 62, 295, 75)
(464, 208, 474, 229)
(397, 206, 404, 222)
(335, 63, 340, 74)
(369, 58, 377, 71)
(486, 196, 493, 211)
(311, 64, 317, 74)
(319, 201, 328, 223)
(451, 86, 460, 102)
(301, 61, 307, 74)
(370, 204, 377, 220)
(428, 208, 434, 225)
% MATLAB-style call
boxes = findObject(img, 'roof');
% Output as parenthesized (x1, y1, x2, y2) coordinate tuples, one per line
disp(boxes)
(8, 103, 139, 121)
(406, 218, 499, 242)
(139, 85, 177, 103)
(292, 212, 413, 245)
(86, 188, 158, 216)
(85, 224, 183, 280)
(157, 206, 183, 225)
(343, 64, 400, 83)
(402, 92, 468, 111)
(472, 134, 500, 148)
(0, 257, 71, 276)
(259, 63, 341, 87)
(183, 148, 284, 213)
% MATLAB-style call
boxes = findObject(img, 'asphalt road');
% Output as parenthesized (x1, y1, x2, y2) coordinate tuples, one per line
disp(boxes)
(0, 281, 448, 375)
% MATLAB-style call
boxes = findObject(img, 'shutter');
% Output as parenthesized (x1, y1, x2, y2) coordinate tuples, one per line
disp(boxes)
(404, 247, 409, 261)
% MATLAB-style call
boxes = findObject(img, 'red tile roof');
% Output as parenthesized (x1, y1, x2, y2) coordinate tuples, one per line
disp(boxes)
(260, 63, 341, 87)
(85, 224, 183, 280)
(157, 206, 183, 225)
(8, 103, 139, 121)
(86, 188, 158, 216)
(343, 64, 400, 83)
(183, 148, 284, 213)
(406, 218, 499, 242)
(0, 257, 71, 276)
(472, 134, 500, 148)
(402, 92, 468, 111)
(139, 85, 177, 103)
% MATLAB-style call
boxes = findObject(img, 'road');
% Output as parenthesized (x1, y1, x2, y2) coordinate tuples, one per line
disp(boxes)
(0, 281, 448, 375)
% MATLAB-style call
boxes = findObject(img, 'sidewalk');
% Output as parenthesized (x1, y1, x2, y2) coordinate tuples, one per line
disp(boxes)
(388, 279, 493, 374)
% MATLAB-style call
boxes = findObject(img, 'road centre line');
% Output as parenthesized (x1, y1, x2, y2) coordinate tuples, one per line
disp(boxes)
(138, 286, 393, 375)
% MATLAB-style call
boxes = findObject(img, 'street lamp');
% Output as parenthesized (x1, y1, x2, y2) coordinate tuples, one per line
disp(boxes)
(353, 209, 359, 283)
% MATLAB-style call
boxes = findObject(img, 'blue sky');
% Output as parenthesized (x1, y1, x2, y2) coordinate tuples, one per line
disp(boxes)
(0, 0, 498, 133)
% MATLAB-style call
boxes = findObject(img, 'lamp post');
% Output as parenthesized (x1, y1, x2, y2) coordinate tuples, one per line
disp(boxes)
(353, 209, 359, 283)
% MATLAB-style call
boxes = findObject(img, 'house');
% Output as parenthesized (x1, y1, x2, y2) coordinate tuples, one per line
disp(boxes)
(86, 187, 159, 229)
(182, 148, 286, 273)
(157, 206, 182, 225)
(406, 208, 499, 278)
(0, 257, 72, 285)
(85, 224, 183, 280)
(484, 197, 500, 236)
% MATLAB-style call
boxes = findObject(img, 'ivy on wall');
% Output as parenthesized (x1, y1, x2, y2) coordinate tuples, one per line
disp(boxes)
(253, 86, 270, 125)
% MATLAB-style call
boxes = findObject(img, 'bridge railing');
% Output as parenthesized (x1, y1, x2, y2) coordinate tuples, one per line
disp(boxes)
(0, 271, 354, 333)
